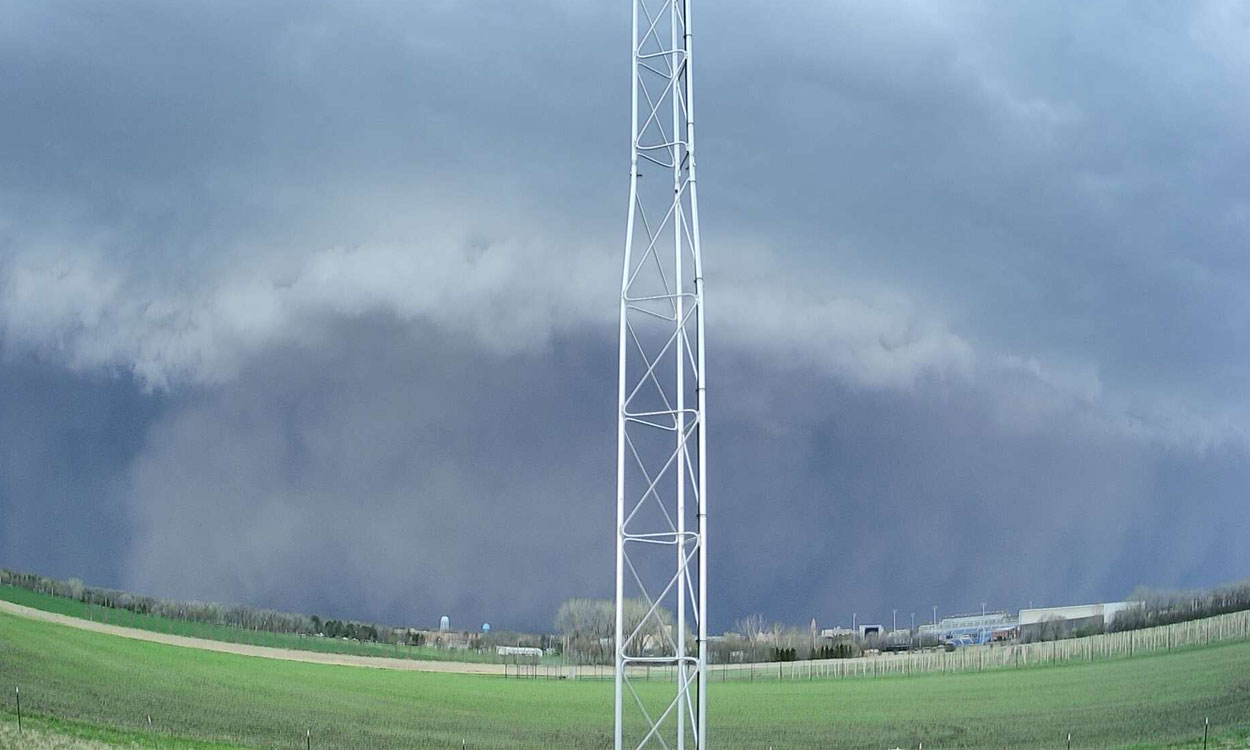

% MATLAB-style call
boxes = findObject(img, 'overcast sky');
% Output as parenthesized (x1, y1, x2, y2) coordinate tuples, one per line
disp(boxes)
(1, 0, 1247, 633)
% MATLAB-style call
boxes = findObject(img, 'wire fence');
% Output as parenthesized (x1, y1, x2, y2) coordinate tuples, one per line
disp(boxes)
(551, 608, 1250, 682)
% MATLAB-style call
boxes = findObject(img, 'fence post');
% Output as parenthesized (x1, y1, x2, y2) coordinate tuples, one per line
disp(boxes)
(14, 686, 20, 734)
(1203, 717, 1209, 750)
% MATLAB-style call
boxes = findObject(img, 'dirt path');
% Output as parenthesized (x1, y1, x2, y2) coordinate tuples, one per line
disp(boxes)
(0, 599, 505, 675)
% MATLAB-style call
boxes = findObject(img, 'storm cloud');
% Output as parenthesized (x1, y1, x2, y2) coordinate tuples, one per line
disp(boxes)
(1, 0, 1247, 631)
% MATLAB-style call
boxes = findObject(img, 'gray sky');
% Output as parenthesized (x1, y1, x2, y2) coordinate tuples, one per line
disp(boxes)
(1, 0, 1247, 632)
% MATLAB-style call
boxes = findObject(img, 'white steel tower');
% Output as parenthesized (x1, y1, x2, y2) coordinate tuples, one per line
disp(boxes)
(614, 0, 707, 745)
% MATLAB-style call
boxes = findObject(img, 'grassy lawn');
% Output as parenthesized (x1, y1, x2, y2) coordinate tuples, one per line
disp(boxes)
(3, 609, 1250, 748)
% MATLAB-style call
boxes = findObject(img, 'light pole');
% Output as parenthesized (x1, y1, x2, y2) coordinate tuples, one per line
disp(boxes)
(852, 612, 856, 633)
(892, 609, 897, 632)
(932, 605, 938, 627)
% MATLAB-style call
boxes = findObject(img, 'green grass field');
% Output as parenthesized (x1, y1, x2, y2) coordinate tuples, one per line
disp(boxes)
(2, 608, 1250, 748)
(0, 584, 520, 665)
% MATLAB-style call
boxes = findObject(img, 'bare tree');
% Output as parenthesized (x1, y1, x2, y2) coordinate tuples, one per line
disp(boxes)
(735, 613, 767, 645)
(555, 597, 674, 664)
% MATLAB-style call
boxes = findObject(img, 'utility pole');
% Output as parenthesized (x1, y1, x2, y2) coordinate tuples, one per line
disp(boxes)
(615, 0, 708, 745)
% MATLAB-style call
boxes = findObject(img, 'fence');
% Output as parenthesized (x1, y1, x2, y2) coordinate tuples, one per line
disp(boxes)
(551, 608, 1250, 682)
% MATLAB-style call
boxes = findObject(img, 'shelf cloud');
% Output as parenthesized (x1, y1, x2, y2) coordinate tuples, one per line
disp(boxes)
(1, 0, 1247, 630)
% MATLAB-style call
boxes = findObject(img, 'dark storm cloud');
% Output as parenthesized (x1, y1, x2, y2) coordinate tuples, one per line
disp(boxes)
(112, 319, 1250, 631)
(0, 0, 622, 253)
(4, 0, 1244, 422)
(713, 349, 1250, 627)
(0, 356, 157, 585)
(119, 318, 616, 628)
(1, 0, 1248, 630)
(699, 1, 1250, 409)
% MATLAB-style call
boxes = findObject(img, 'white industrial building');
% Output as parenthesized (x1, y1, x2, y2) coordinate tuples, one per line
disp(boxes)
(1019, 601, 1135, 640)
(918, 611, 1017, 644)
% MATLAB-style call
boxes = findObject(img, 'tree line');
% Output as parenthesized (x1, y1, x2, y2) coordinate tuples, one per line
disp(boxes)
(711, 614, 883, 662)
(1109, 578, 1250, 633)
(1, 568, 557, 652)
(1020, 578, 1250, 642)
(3, 568, 400, 644)
(554, 598, 690, 665)
(13, 566, 1250, 662)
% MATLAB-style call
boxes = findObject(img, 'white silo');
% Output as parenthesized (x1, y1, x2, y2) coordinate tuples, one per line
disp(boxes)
(439, 615, 450, 632)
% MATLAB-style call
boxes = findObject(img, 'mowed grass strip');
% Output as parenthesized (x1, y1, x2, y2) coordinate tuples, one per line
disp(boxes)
(0, 714, 202, 749)
(2, 609, 1250, 748)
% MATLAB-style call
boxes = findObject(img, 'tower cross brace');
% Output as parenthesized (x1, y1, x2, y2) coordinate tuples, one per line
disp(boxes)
(614, 0, 708, 747)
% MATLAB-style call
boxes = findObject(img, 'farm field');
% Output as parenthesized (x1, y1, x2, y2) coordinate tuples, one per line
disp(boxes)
(0, 584, 518, 666)
(3, 608, 1250, 748)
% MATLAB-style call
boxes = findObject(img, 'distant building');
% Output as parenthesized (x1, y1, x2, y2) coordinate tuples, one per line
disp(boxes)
(919, 611, 1018, 644)
(439, 615, 450, 632)
(819, 627, 855, 639)
(496, 646, 543, 657)
(878, 628, 918, 652)
(1019, 602, 1134, 641)
(405, 627, 472, 649)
